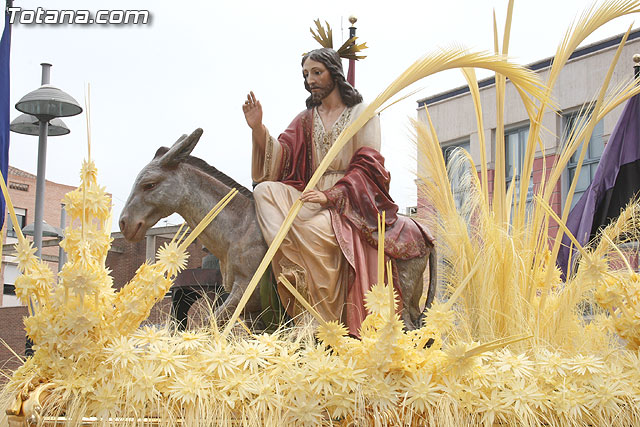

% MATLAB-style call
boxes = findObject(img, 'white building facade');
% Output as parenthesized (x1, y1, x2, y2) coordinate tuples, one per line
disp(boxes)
(417, 29, 640, 234)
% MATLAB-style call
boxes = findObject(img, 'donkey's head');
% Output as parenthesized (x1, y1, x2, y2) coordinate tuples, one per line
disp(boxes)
(119, 128, 203, 241)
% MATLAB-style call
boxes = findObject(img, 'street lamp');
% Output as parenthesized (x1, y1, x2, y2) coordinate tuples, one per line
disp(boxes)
(10, 115, 70, 273)
(10, 114, 70, 137)
(16, 83, 82, 119)
(11, 63, 82, 257)
(21, 219, 66, 271)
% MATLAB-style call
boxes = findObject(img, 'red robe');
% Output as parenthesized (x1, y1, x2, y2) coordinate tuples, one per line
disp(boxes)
(262, 107, 434, 334)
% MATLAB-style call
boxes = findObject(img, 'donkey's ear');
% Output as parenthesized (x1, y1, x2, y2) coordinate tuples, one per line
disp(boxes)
(159, 128, 204, 167)
(153, 133, 189, 159)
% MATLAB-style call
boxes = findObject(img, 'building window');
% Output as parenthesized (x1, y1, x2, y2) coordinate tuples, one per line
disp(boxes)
(564, 111, 605, 210)
(2, 281, 22, 307)
(442, 140, 471, 213)
(8, 181, 29, 192)
(6, 208, 26, 239)
(505, 125, 534, 200)
(503, 125, 535, 220)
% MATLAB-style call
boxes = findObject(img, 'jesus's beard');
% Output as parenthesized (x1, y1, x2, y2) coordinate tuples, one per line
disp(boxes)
(310, 79, 336, 103)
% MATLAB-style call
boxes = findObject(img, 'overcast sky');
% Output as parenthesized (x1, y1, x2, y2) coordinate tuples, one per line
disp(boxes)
(2, 0, 637, 230)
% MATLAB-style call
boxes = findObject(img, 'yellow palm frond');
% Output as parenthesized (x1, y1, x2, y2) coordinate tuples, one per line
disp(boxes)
(461, 67, 489, 205)
(516, 0, 640, 228)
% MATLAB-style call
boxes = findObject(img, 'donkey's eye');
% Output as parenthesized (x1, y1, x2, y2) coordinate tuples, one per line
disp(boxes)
(142, 182, 157, 191)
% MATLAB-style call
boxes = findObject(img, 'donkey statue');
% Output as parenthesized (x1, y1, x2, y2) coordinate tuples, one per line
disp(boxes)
(119, 128, 437, 330)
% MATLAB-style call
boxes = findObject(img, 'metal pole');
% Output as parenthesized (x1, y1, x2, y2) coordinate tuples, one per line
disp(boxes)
(40, 63, 51, 85)
(347, 16, 357, 87)
(26, 63, 52, 357)
(26, 63, 53, 358)
(33, 121, 48, 257)
(58, 203, 66, 270)
(33, 63, 51, 257)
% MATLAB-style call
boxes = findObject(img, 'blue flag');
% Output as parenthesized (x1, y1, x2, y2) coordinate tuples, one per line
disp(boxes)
(0, 3, 11, 230)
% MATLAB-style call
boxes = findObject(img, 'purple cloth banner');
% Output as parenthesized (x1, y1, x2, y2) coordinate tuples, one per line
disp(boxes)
(0, 4, 12, 230)
(558, 94, 640, 277)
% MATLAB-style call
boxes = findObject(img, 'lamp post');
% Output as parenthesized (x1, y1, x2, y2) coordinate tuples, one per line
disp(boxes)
(10, 114, 70, 137)
(11, 63, 81, 257)
(10, 116, 69, 273)
(10, 63, 81, 357)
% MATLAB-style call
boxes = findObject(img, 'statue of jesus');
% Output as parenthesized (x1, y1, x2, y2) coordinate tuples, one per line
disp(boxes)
(243, 48, 433, 336)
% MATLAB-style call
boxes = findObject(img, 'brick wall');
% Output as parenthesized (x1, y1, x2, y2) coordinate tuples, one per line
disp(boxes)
(105, 233, 214, 330)
(4, 167, 76, 230)
(532, 155, 562, 239)
(484, 169, 495, 204)
(0, 306, 29, 375)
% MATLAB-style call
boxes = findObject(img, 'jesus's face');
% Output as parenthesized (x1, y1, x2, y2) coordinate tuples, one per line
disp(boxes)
(303, 58, 335, 103)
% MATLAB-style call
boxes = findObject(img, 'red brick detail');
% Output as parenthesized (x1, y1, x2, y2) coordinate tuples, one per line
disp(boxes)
(106, 237, 209, 289)
(417, 154, 566, 249)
